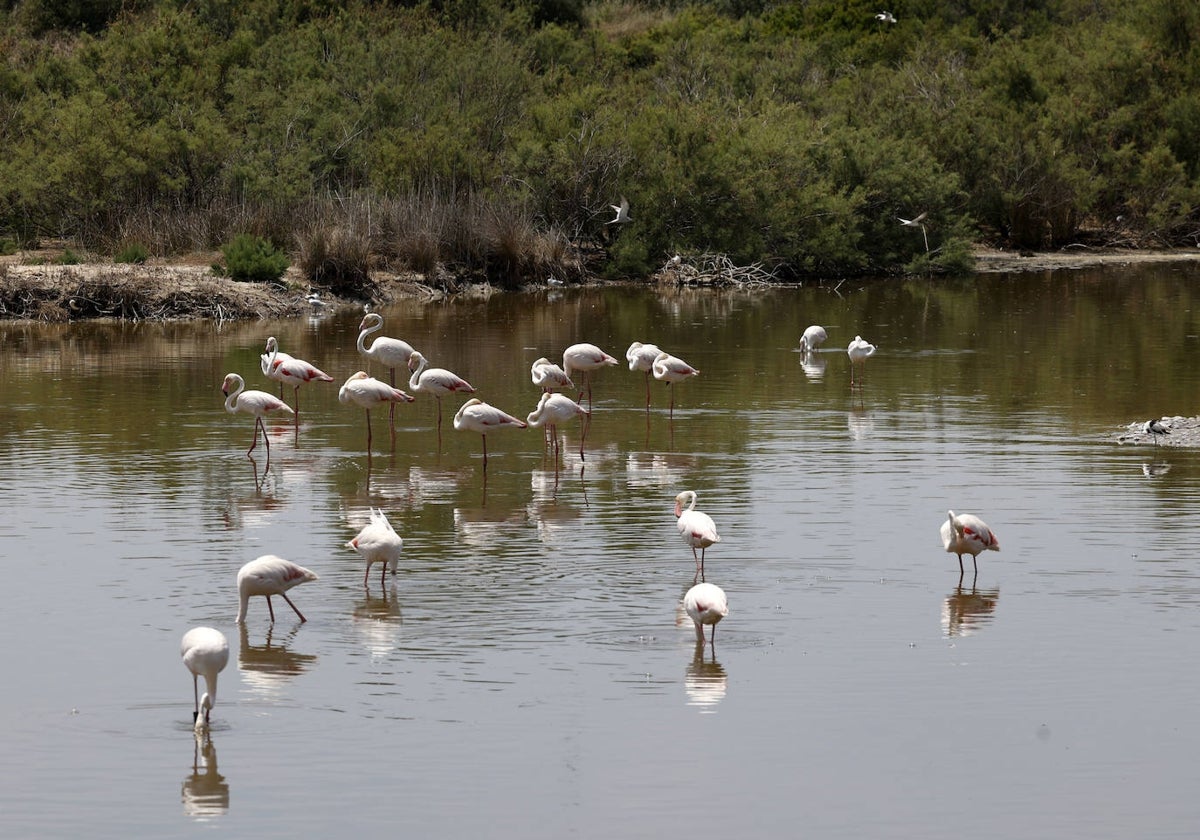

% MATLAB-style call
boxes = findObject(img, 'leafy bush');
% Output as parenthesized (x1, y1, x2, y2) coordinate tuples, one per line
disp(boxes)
(219, 234, 289, 284)
(114, 243, 149, 264)
(56, 249, 81, 265)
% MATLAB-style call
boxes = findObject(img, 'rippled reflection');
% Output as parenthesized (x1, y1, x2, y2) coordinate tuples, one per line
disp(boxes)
(941, 574, 1001, 638)
(799, 350, 827, 381)
(237, 624, 318, 700)
(181, 732, 229, 820)
(684, 646, 728, 713)
(352, 590, 403, 660)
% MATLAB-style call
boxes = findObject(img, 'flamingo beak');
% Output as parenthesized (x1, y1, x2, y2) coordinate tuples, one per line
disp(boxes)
(674, 501, 683, 517)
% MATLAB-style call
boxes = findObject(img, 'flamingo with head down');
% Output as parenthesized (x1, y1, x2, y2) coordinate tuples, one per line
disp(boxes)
(847, 335, 876, 385)
(181, 627, 229, 731)
(236, 555, 319, 624)
(940, 510, 1000, 575)
(347, 507, 404, 587)
(683, 582, 728, 647)
(799, 325, 827, 353)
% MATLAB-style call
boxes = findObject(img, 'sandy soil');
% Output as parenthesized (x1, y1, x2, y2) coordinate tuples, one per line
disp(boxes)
(1115, 417, 1200, 449)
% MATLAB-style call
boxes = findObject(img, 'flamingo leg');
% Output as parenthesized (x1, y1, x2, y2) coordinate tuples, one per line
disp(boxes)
(365, 408, 373, 450)
(280, 592, 307, 623)
(363, 565, 370, 587)
(293, 386, 301, 425)
(669, 384, 675, 419)
(246, 420, 260, 456)
(481, 434, 489, 470)
(436, 399, 443, 450)
(957, 553, 965, 575)
(381, 563, 388, 587)
(192, 675, 200, 722)
(694, 621, 705, 644)
(266, 595, 276, 623)
(644, 372, 651, 409)
(700, 547, 706, 582)
(389, 368, 397, 430)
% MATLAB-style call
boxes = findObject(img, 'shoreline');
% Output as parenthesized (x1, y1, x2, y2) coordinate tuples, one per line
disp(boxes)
(3, 245, 1199, 323)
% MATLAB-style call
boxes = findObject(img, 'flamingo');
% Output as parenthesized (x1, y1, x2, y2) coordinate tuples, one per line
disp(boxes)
(338, 371, 415, 450)
(847, 335, 876, 385)
(526, 391, 590, 459)
(259, 338, 295, 398)
(675, 490, 721, 582)
(357, 312, 418, 426)
(1143, 418, 1170, 445)
(652, 352, 699, 417)
(683, 582, 729, 646)
(799, 325, 827, 353)
(940, 510, 1000, 575)
(531, 357, 574, 393)
(236, 555, 319, 624)
(626, 342, 662, 407)
(453, 398, 527, 469)
(562, 343, 618, 408)
(407, 351, 475, 436)
(221, 373, 294, 457)
(181, 627, 229, 730)
(347, 507, 404, 587)
(262, 337, 333, 418)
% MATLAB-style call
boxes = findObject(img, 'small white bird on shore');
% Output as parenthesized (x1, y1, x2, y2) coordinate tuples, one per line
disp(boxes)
(1142, 418, 1170, 445)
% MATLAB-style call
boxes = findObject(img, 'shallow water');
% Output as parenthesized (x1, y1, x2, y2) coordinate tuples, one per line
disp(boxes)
(3, 265, 1200, 838)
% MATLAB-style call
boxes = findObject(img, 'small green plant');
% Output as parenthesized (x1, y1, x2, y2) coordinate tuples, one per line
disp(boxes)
(56, 249, 81, 265)
(114, 243, 148, 264)
(220, 234, 289, 284)
(0, 238, 17, 256)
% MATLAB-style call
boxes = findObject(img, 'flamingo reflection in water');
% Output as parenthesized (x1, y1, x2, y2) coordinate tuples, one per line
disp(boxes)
(685, 645, 728, 712)
(237, 622, 318, 701)
(942, 575, 1000, 638)
(182, 732, 230, 819)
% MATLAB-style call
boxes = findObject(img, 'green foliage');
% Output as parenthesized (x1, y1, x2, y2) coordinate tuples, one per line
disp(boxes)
(56, 248, 81, 265)
(0, 0, 1198, 277)
(219, 234, 289, 284)
(114, 243, 148, 264)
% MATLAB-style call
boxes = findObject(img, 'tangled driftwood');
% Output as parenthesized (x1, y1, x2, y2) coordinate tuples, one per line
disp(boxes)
(653, 253, 779, 288)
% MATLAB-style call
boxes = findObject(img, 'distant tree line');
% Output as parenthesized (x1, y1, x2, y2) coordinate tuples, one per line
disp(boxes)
(1, 0, 1198, 284)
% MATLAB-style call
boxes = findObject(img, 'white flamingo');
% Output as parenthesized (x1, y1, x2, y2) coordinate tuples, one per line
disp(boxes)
(531, 357, 574, 392)
(562, 343, 618, 408)
(407, 351, 476, 436)
(626, 341, 662, 407)
(526, 391, 590, 460)
(940, 510, 1000, 575)
(221, 373, 294, 457)
(652, 352, 699, 417)
(847, 335, 876, 385)
(338, 371, 415, 449)
(799, 325, 827, 353)
(675, 490, 721, 582)
(259, 338, 295, 398)
(357, 313, 417, 426)
(181, 627, 229, 731)
(347, 508, 404, 587)
(453, 398, 527, 469)
(236, 555, 319, 624)
(683, 583, 728, 646)
(262, 337, 333, 418)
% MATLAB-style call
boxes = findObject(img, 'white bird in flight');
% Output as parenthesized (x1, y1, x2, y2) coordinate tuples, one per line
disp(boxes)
(876, 10, 897, 23)
(181, 627, 229, 731)
(607, 197, 630, 224)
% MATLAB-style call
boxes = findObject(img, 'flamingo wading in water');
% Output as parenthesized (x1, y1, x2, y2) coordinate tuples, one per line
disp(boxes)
(940, 510, 1000, 575)
(453, 398, 527, 470)
(526, 391, 590, 460)
(259, 339, 295, 398)
(262, 337, 333, 420)
(407, 351, 476, 438)
(847, 335, 876, 386)
(652, 351, 699, 417)
(338, 371, 415, 450)
(236, 555, 319, 624)
(347, 507, 404, 587)
(675, 490, 722, 582)
(181, 627, 229, 730)
(357, 312, 418, 428)
(562, 343, 618, 409)
(799, 325, 827, 353)
(531, 357, 574, 393)
(221, 373, 294, 458)
(683, 582, 728, 646)
(626, 341, 662, 408)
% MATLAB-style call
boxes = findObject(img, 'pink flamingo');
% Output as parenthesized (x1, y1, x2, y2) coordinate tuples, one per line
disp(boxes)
(236, 554, 319, 624)
(799, 325, 827, 353)
(221, 373, 294, 457)
(562, 343, 618, 408)
(338, 371, 415, 450)
(259, 338, 295, 398)
(652, 352, 699, 417)
(675, 490, 721, 582)
(407, 350, 476, 437)
(347, 507, 404, 587)
(357, 312, 418, 426)
(531, 357, 574, 392)
(262, 336, 333, 419)
(848, 335, 876, 386)
(940, 510, 1000, 575)
(181, 627, 229, 730)
(453, 398, 527, 469)
(626, 341, 662, 408)
(683, 582, 729, 646)
(526, 391, 590, 460)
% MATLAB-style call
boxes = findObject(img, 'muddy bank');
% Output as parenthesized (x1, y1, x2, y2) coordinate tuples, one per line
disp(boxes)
(3, 245, 1200, 322)
(1115, 416, 1200, 448)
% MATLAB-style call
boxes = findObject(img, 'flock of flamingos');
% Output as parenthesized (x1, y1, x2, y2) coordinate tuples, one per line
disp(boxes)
(181, 313, 1001, 731)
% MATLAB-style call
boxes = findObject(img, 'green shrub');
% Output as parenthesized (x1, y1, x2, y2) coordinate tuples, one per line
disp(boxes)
(0, 239, 17, 256)
(114, 243, 149, 264)
(220, 234, 289, 284)
(56, 249, 81, 265)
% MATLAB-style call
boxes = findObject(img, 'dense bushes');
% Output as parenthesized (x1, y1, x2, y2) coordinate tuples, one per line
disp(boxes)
(0, 0, 1198, 280)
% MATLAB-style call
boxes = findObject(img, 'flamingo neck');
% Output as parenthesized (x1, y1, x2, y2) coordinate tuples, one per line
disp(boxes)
(235, 592, 249, 623)
(357, 319, 379, 356)
(408, 354, 426, 390)
(223, 380, 243, 414)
